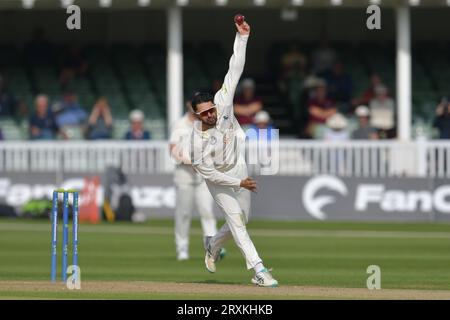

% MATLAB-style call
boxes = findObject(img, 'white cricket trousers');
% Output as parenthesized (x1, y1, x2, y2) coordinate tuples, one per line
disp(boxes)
(174, 166, 217, 256)
(205, 164, 263, 270)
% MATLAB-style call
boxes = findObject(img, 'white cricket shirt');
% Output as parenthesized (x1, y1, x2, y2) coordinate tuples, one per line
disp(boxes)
(190, 33, 249, 188)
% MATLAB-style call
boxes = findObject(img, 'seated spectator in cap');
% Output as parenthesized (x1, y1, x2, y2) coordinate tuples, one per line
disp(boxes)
(29, 94, 67, 140)
(305, 81, 337, 139)
(54, 91, 88, 127)
(352, 105, 378, 140)
(323, 113, 349, 141)
(234, 78, 263, 128)
(247, 110, 277, 141)
(352, 73, 384, 107)
(125, 109, 151, 140)
(369, 84, 395, 138)
(86, 97, 113, 140)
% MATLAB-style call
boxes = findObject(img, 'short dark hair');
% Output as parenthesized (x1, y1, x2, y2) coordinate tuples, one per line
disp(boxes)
(191, 92, 214, 112)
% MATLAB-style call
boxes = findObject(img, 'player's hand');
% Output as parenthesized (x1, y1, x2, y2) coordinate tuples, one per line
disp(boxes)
(240, 177, 257, 193)
(236, 21, 250, 36)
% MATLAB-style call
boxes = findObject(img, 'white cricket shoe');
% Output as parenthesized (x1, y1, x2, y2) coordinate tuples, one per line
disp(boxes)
(204, 250, 216, 273)
(203, 237, 226, 273)
(251, 268, 279, 287)
(177, 251, 189, 261)
(204, 236, 216, 273)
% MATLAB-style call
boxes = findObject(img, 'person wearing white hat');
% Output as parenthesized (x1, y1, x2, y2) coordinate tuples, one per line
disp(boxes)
(254, 110, 270, 124)
(125, 109, 151, 140)
(369, 84, 395, 138)
(247, 110, 277, 141)
(352, 105, 378, 140)
(323, 112, 349, 141)
(323, 113, 349, 174)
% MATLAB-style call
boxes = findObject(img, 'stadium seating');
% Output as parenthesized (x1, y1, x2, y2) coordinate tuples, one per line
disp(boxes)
(0, 41, 449, 139)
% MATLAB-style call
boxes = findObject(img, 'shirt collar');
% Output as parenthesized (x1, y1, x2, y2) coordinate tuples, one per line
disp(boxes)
(193, 119, 217, 139)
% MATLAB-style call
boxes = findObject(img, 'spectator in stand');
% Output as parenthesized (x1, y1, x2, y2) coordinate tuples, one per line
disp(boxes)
(29, 94, 67, 140)
(352, 105, 378, 140)
(54, 91, 88, 128)
(60, 46, 89, 86)
(369, 84, 395, 139)
(323, 113, 349, 174)
(0, 128, 3, 140)
(297, 76, 325, 132)
(323, 113, 349, 141)
(234, 78, 263, 129)
(247, 110, 277, 141)
(246, 111, 277, 176)
(86, 97, 113, 140)
(324, 62, 352, 112)
(305, 81, 337, 139)
(433, 97, 450, 139)
(125, 109, 151, 140)
(352, 73, 384, 107)
(311, 39, 337, 76)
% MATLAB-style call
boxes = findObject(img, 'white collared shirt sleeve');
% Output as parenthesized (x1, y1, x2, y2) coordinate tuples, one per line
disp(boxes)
(214, 33, 249, 108)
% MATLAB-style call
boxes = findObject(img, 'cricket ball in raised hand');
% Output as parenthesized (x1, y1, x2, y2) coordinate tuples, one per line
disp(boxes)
(234, 14, 245, 26)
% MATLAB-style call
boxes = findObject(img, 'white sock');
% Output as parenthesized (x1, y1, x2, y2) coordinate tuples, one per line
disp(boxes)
(254, 262, 265, 274)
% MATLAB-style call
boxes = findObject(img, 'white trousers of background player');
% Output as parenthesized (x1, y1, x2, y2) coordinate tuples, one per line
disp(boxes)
(206, 164, 262, 270)
(174, 168, 217, 257)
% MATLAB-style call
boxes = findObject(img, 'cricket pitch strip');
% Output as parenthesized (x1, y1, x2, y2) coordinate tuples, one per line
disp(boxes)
(1, 281, 450, 300)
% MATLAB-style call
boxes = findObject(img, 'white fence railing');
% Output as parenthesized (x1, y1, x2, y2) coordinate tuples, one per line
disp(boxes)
(0, 140, 449, 177)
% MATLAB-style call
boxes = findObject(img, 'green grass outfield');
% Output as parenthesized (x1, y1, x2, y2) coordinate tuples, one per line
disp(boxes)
(0, 218, 449, 299)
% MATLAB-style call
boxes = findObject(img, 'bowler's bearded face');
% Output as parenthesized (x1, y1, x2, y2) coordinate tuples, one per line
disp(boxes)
(196, 102, 217, 126)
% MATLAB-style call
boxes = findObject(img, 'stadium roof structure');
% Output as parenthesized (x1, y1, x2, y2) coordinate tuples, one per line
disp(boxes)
(5, 0, 450, 10)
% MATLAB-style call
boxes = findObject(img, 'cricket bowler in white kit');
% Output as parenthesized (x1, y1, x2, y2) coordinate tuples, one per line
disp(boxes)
(169, 110, 224, 261)
(189, 20, 278, 287)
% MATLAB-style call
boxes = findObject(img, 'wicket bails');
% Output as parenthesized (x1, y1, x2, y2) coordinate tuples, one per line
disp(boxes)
(50, 189, 79, 282)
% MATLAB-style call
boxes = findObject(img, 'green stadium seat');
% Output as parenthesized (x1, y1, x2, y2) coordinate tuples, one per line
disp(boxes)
(101, 92, 130, 118)
(112, 119, 130, 140)
(0, 119, 25, 140)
